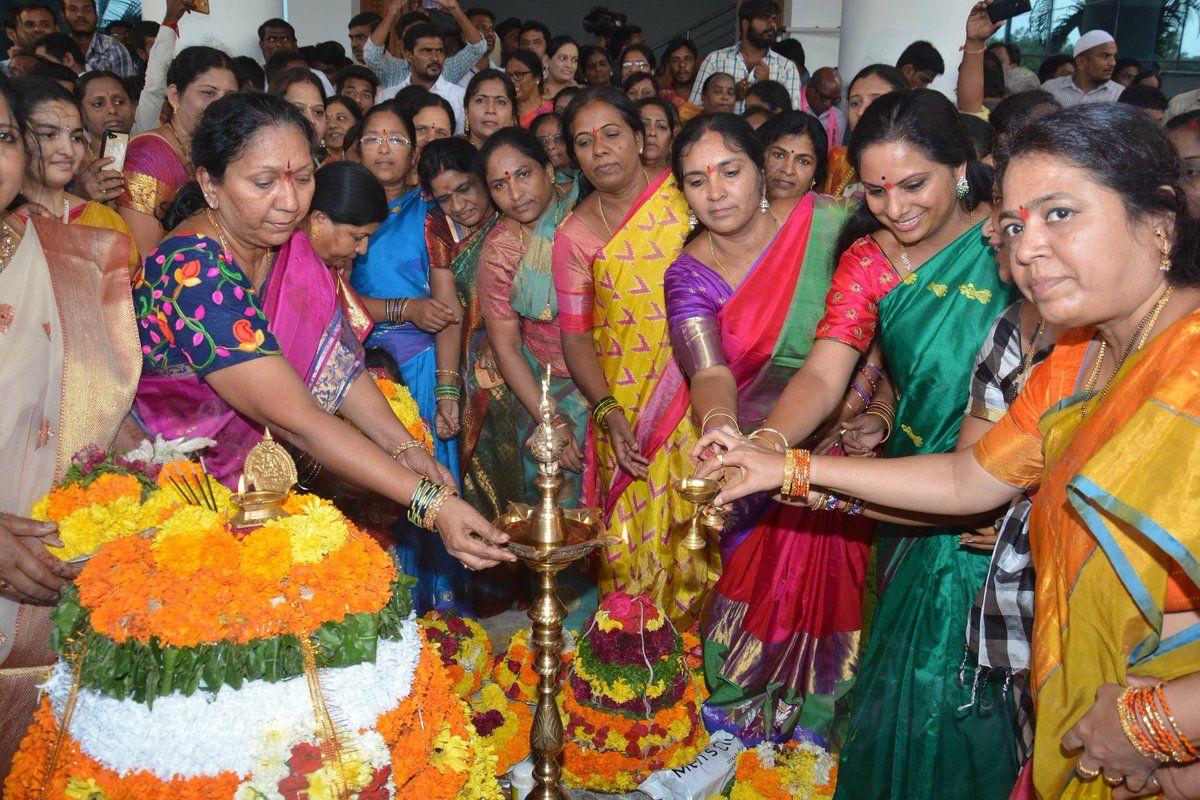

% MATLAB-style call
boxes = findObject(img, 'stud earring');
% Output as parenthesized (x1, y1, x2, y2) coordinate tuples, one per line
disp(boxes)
(688, 211, 698, 230)
(1155, 227, 1172, 272)
(955, 176, 970, 199)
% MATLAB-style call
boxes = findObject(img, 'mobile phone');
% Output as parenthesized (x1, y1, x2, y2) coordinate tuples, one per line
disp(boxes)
(100, 131, 130, 173)
(987, 0, 1032, 24)
(422, 0, 441, 9)
(192, 0, 210, 12)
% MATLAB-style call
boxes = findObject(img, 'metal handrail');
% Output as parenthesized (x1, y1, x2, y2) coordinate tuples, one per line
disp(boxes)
(651, 2, 738, 53)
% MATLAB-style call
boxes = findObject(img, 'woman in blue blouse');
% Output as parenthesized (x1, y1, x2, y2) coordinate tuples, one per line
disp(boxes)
(348, 99, 473, 612)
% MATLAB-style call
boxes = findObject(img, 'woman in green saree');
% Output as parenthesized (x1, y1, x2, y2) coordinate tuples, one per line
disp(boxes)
(702, 89, 1020, 797)
(476, 126, 585, 504)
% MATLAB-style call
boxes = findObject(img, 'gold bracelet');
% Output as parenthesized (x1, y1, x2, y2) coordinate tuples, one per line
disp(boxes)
(435, 369, 461, 382)
(422, 485, 453, 530)
(750, 427, 789, 450)
(864, 408, 894, 442)
(390, 440, 425, 459)
(701, 407, 737, 430)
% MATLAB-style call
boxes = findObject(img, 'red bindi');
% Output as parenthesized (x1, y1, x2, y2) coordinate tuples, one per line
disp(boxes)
(283, 160, 294, 184)
(883, 181, 895, 191)
(1018, 206, 1030, 220)
(706, 165, 715, 175)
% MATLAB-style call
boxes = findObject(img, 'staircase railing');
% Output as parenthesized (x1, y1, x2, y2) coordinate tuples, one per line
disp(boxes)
(651, 2, 738, 56)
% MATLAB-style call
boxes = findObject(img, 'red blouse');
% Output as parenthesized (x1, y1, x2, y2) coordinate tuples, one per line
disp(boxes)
(814, 236, 901, 353)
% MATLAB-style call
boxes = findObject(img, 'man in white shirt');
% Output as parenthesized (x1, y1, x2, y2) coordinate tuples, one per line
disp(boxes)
(1041, 30, 1123, 107)
(457, 7, 499, 88)
(379, 23, 466, 133)
(689, 0, 804, 111)
(365, 0, 487, 90)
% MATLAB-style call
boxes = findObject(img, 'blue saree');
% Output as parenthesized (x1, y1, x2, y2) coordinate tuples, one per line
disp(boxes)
(351, 187, 466, 614)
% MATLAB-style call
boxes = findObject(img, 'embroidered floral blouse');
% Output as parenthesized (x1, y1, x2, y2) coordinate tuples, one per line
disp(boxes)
(814, 236, 900, 353)
(134, 233, 280, 375)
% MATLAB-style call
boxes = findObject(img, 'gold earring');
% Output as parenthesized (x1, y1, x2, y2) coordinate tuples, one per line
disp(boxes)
(1155, 226, 1172, 272)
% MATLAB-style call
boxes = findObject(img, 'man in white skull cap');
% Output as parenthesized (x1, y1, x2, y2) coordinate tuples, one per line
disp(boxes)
(1041, 30, 1122, 107)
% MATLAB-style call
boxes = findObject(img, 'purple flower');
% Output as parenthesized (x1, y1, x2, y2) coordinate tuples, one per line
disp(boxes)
(233, 286, 245, 300)
(212, 290, 224, 305)
(207, 268, 220, 278)
(174, 318, 185, 331)
(174, 253, 185, 261)
(192, 332, 204, 346)
(244, 307, 256, 317)
(194, 305, 206, 321)
(216, 347, 230, 357)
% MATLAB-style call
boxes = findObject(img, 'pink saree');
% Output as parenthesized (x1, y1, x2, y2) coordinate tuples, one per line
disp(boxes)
(134, 230, 368, 486)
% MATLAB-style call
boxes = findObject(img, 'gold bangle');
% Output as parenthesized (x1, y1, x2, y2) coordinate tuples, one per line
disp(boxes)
(435, 369, 461, 381)
(422, 485, 453, 530)
(864, 409, 893, 442)
(390, 440, 425, 459)
(702, 408, 738, 430)
(750, 427, 789, 449)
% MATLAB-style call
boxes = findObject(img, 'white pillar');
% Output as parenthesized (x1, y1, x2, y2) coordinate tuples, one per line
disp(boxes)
(837, 0, 966, 97)
(782, 0, 843, 76)
(141, 0, 284, 61)
(289, 0, 359, 55)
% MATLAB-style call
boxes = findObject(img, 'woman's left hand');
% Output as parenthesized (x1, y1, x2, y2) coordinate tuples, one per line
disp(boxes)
(693, 428, 786, 507)
(397, 446, 458, 489)
(435, 398, 461, 439)
(841, 411, 888, 456)
(1063, 679, 1162, 793)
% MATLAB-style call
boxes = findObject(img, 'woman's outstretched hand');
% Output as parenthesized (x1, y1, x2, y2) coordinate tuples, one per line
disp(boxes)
(435, 497, 516, 570)
(693, 427, 787, 507)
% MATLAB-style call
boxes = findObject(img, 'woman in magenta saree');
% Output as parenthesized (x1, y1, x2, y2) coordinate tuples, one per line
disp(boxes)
(664, 116, 872, 746)
(134, 227, 372, 487)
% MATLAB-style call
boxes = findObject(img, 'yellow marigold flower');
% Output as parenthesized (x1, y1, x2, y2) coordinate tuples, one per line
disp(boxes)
(593, 609, 620, 632)
(51, 496, 149, 561)
(31, 494, 52, 521)
(430, 724, 471, 774)
(154, 505, 222, 544)
(278, 496, 349, 563)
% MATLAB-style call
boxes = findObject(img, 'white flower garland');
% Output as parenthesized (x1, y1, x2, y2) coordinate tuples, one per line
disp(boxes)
(44, 618, 422, 780)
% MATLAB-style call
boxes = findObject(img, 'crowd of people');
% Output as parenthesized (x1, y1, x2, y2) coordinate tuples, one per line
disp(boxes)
(1, 0, 1199, 797)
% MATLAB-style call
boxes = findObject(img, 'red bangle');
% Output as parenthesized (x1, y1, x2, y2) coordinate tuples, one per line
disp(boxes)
(162, 20, 179, 33)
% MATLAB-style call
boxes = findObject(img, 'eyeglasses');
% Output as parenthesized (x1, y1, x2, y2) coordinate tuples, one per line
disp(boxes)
(622, 60, 649, 71)
(509, 69, 532, 80)
(360, 135, 412, 148)
(537, 134, 564, 146)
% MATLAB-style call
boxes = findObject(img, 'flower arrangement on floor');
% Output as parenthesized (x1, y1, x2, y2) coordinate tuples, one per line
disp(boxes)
(489, 628, 574, 705)
(371, 372, 434, 454)
(467, 683, 533, 774)
(559, 592, 709, 793)
(420, 611, 493, 699)
(725, 740, 838, 800)
(4, 446, 501, 800)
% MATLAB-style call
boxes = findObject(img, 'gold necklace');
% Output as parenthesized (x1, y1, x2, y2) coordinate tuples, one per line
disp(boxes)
(596, 168, 651, 237)
(706, 232, 732, 283)
(1080, 286, 1173, 420)
(706, 212, 781, 285)
(206, 210, 273, 283)
(1014, 318, 1046, 397)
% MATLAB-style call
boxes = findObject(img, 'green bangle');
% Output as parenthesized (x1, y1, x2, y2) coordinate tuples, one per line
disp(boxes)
(434, 384, 462, 401)
(591, 396, 619, 426)
(407, 477, 444, 529)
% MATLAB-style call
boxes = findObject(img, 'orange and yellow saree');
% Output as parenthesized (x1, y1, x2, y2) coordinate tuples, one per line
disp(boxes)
(975, 312, 1200, 799)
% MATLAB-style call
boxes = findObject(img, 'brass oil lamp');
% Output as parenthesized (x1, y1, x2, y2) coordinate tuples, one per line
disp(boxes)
(494, 368, 616, 800)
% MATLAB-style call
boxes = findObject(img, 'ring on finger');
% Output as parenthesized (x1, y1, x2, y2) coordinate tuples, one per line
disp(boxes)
(1102, 775, 1123, 787)
(1075, 761, 1101, 781)
(0, 579, 8, 591)
(716, 453, 725, 464)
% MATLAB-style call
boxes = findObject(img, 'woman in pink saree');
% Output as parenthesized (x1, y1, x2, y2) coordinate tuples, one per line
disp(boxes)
(132, 92, 513, 573)
(664, 115, 872, 745)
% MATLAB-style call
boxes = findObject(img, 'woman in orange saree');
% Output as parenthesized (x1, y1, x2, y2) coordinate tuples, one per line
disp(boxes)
(553, 87, 716, 626)
(694, 104, 1200, 799)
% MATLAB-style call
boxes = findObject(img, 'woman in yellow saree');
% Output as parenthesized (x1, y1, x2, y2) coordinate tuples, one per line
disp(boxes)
(553, 86, 717, 626)
(693, 103, 1200, 799)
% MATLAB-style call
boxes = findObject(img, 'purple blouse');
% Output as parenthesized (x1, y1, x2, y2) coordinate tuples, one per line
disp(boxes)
(663, 253, 734, 378)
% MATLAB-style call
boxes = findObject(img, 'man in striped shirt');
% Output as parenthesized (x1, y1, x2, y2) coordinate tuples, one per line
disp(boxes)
(688, 0, 803, 112)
